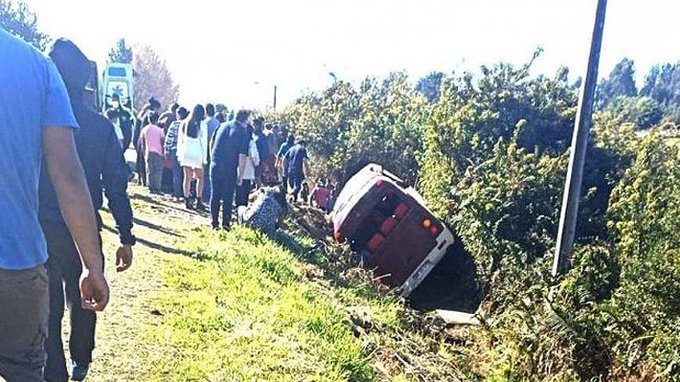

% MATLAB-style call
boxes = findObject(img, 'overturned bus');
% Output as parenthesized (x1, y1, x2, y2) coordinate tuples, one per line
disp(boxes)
(330, 164, 454, 297)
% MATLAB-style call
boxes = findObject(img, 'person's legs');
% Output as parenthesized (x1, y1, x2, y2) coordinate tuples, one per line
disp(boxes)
(195, 167, 204, 200)
(43, 227, 69, 382)
(182, 167, 192, 198)
(222, 173, 238, 228)
(195, 167, 206, 210)
(281, 175, 288, 194)
(210, 174, 226, 228)
(136, 150, 146, 186)
(65, 251, 96, 368)
(63, 232, 100, 381)
(242, 180, 253, 206)
(291, 173, 302, 201)
(150, 153, 164, 192)
(202, 163, 211, 202)
(235, 180, 246, 207)
(171, 152, 183, 198)
(0, 265, 49, 382)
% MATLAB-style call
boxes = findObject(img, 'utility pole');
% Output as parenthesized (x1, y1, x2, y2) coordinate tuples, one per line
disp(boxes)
(273, 85, 277, 110)
(552, 0, 608, 277)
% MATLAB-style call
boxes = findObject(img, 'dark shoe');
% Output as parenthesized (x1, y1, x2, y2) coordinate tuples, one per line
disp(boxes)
(196, 199, 206, 212)
(185, 197, 194, 210)
(221, 224, 231, 231)
(71, 361, 90, 381)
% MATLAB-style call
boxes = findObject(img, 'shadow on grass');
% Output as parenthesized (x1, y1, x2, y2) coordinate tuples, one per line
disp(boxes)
(133, 217, 184, 238)
(102, 225, 195, 257)
(129, 193, 192, 215)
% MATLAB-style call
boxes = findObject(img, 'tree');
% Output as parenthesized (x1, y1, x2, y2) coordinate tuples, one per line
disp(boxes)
(0, 0, 49, 50)
(607, 96, 663, 130)
(415, 71, 444, 103)
(132, 44, 179, 111)
(596, 58, 638, 109)
(108, 38, 133, 64)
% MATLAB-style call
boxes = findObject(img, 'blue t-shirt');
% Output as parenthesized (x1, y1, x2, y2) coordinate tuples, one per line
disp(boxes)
(277, 141, 293, 158)
(210, 120, 249, 176)
(0, 28, 78, 270)
(284, 144, 308, 177)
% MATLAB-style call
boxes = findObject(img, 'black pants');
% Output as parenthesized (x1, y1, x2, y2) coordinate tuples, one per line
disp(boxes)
(136, 149, 146, 186)
(281, 175, 289, 194)
(210, 171, 238, 228)
(43, 225, 101, 382)
(290, 173, 304, 201)
(235, 179, 253, 207)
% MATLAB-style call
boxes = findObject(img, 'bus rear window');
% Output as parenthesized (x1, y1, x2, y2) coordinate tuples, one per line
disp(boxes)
(350, 192, 406, 253)
(107, 67, 127, 77)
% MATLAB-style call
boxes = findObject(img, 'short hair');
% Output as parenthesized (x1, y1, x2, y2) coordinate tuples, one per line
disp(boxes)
(286, 134, 295, 144)
(235, 109, 251, 122)
(205, 103, 215, 116)
(149, 111, 160, 124)
(149, 98, 161, 110)
(177, 107, 189, 119)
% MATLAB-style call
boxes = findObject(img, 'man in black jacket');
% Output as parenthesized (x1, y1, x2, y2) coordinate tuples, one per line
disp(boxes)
(40, 39, 136, 382)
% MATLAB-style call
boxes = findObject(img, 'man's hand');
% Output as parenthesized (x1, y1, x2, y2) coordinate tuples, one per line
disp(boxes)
(116, 245, 133, 272)
(80, 269, 109, 311)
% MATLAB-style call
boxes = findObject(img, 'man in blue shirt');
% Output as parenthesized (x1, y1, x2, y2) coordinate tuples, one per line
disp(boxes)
(210, 110, 251, 229)
(202, 103, 222, 202)
(275, 133, 295, 194)
(284, 140, 310, 203)
(0, 28, 110, 381)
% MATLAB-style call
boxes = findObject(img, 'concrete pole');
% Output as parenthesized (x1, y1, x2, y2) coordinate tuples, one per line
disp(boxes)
(552, 0, 608, 276)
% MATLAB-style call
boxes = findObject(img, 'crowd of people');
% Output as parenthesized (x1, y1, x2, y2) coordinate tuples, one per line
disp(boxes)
(125, 98, 338, 231)
(0, 27, 343, 382)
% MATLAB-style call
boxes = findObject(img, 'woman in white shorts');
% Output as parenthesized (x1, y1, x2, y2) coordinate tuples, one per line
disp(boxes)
(177, 104, 207, 210)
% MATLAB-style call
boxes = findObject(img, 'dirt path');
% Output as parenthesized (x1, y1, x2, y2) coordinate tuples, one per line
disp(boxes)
(61, 185, 208, 382)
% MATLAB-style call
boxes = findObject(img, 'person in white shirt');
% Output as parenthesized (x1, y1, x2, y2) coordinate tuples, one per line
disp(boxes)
(177, 104, 207, 210)
(235, 126, 260, 207)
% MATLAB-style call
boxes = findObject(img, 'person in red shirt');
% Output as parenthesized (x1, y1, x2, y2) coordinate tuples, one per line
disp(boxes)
(309, 179, 331, 211)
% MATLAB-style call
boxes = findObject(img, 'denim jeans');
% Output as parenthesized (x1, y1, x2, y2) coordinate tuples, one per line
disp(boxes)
(290, 173, 305, 201)
(0, 264, 49, 382)
(202, 163, 211, 201)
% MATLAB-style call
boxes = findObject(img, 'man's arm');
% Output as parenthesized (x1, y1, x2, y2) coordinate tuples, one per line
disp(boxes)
(42, 127, 109, 311)
(102, 128, 135, 272)
(304, 159, 311, 179)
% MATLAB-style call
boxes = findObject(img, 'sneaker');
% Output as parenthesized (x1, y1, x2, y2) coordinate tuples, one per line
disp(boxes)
(185, 198, 194, 210)
(71, 361, 90, 381)
(196, 200, 206, 212)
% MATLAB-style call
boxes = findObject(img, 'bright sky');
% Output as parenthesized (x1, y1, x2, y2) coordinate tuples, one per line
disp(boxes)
(19, 0, 680, 110)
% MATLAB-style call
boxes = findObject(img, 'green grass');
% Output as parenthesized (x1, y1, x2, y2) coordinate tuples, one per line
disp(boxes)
(145, 226, 376, 381)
